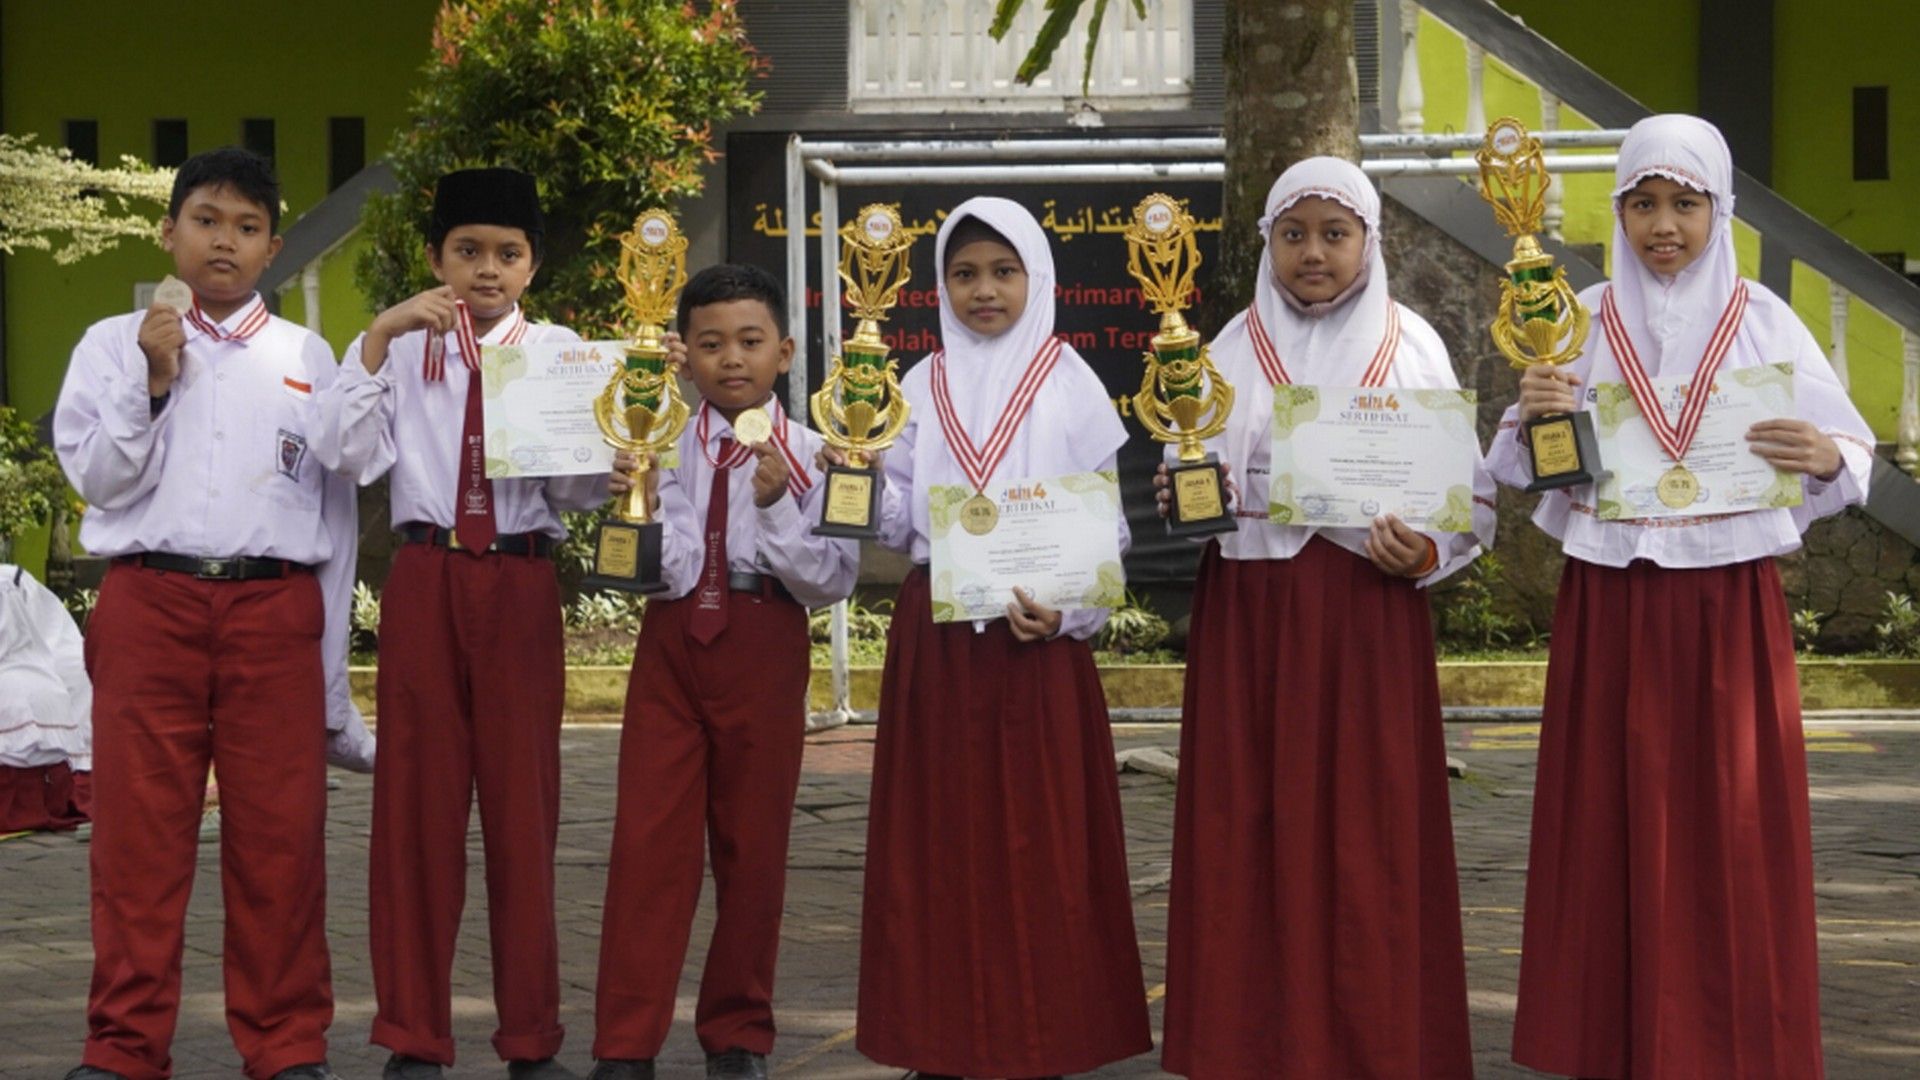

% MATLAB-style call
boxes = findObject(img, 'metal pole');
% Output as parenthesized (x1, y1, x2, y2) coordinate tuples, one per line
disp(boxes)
(1364, 154, 1617, 177)
(800, 136, 1229, 162)
(828, 162, 1228, 185)
(816, 178, 857, 727)
(818, 156, 1618, 187)
(784, 135, 809, 422)
(1359, 129, 1626, 152)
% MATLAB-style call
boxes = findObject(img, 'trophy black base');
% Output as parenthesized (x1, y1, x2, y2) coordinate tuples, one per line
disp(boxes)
(1166, 455, 1238, 538)
(813, 463, 884, 540)
(1523, 411, 1609, 492)
(583, 519, 667, 594)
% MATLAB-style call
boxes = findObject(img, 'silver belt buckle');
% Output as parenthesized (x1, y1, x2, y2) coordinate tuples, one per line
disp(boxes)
(195, 558, 231, 580)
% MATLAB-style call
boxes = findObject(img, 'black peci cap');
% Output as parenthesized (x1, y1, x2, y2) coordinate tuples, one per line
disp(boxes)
(429, 167, 544, 242)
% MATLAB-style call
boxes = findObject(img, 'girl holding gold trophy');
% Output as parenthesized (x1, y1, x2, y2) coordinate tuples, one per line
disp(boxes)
(1490, 116, 1874, 1078)
(1156, 158, 1493, 1079)
(850, 197, 1151, 1080)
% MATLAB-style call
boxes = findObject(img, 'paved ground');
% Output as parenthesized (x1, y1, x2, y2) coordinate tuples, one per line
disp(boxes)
(2, 718, 1916, 1079)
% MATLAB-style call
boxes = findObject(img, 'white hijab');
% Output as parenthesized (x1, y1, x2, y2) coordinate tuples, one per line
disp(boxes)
(1197, 158, 1488, 576)
(1601, 114, 1742, 377)
(1211, 156, 1401, 386)
(901, 196, 1125, 488)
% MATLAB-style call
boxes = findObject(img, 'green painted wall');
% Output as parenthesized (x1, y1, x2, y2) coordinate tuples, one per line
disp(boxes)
(1771, 0, 1919, 267)
(1, 1, 438, 575)
(1497, 0, 1700, 115)
(1, 0, 440, 421)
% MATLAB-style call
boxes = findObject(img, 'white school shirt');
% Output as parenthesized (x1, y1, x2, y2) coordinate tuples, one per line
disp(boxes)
(1192, 302, 1496, 587)
(1484, 282, 1873, 568)
(652, 398, 859, 609)
(0, 565, 92, 770)
(874, 351, 1132, 643)
(52, 298, 360, 734)
(316, 311, 610, 536)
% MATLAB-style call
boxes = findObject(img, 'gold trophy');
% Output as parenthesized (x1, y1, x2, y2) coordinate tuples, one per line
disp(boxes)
(809, 203, 915, 538)
(1123, 193, 1236, 536)
(586, 209, 692, 593)
(1475, 117, 1602, 491)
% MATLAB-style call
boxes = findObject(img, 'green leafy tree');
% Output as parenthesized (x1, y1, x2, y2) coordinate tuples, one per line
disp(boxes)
(355, 0, 764, 334)
(0, 405, 72, 546)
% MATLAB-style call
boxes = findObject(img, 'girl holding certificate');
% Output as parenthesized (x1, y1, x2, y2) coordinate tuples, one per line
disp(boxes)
(847, 197, 1152, 1080)
(1158, 157, 1492, 1079)
(1490, 115, 1873, 1078)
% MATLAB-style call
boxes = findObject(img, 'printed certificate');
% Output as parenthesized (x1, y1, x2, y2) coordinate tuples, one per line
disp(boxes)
(480, 340, 621, 478)
(927, 470, 1126, 623)
(1590, 362, 1802, 519)
(1267, 385, 1482, 532)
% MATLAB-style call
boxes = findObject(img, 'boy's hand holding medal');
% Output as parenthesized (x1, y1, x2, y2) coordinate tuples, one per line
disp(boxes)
(139, 276, 194, 397)
(732, 410, 791, 508)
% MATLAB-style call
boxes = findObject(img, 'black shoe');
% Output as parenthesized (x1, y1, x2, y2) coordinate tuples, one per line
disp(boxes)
(586, 1061, 655, 1080)
(63, 1069, 128, 1080)
(271, 1066, 337, 1080)
(508, 1059, 579, 1080)
(383, 1055, 446, 1080)
(706, 1048, 768, 1079)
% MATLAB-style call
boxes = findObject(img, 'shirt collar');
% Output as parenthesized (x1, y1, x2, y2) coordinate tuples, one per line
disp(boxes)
(184, 293, 270, 345)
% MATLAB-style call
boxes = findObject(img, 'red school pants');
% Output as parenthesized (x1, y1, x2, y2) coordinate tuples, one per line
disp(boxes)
(368, 544, 566, 1064)
(592, 589, 810, 1060)
(82, 561, 332, 1080)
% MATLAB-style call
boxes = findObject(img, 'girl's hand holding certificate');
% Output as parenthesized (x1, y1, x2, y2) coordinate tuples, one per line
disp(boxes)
(1745, 418, 1842, 481)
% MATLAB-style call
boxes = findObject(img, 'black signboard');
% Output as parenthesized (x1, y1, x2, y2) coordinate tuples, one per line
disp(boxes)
(725, 131, 1228, 586)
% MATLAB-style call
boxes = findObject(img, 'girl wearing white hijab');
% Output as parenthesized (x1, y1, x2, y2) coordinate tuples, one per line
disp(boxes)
(1491, 115, 1872, 1078)
(853, 197, 1151, 1079)
(1159, 157, 1489, 1079)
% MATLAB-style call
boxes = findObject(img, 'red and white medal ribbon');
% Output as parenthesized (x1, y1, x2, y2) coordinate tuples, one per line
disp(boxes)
(1599, 281, 1748, 464)
(423, 301, 527, 381)
(186, 295, 270, 342)
(929, 336, 1063, 493)
(1247, 302, 1400, 388)
(696, 399, 814, 498)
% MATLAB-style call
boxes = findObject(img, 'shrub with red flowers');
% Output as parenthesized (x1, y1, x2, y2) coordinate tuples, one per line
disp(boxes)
(355, 0, 764, 334)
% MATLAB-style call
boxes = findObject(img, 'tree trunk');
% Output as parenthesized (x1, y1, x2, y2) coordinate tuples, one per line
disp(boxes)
(1206, 0, 1360, 334)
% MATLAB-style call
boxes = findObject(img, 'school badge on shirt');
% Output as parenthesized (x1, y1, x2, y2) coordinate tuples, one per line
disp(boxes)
(277, 429, 308, 480)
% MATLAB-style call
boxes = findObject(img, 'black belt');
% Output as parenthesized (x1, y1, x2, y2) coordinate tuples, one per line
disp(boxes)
(398, 523, 555, 557)
(122, 553, 313, 581)
(726, 571, 795, 604)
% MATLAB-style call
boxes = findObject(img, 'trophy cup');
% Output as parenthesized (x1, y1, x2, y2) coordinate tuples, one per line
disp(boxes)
(585, 210, 692, 593)
(1122, 193, 1236, 536)
(1475, 117, 1601, 491)
(809, 203, 915, 538)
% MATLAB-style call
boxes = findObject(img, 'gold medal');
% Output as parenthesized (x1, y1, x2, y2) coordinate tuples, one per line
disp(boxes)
(1656, 464, 1699, 509)
(959, 493, 1000, 536)
(732, 408, 773, 447)
(153, 275, 194, 315)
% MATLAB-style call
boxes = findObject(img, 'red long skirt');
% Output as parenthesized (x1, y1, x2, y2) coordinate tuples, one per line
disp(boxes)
(1513, 557, 1824, 1078)
(1162, 539, 1473, 1079)
(857, 567, 1153, 1078)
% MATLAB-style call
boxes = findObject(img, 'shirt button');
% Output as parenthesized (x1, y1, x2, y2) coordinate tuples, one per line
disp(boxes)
(217, 372, 227, 381)
(214, 431, 225, 441)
